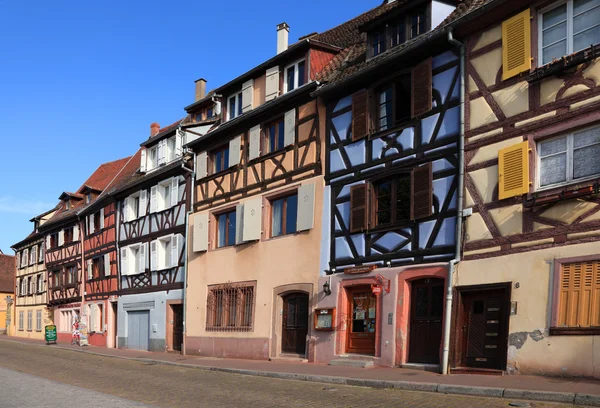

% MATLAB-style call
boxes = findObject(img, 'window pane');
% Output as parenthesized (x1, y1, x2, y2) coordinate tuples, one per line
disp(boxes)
(542, 21, 567, 46)
(543, 4, 567, 28)
(287, 66, 295, 91)
(378, 87, 393, 130)
(278, 120, 285, 148)
(539, 137, 567, 156)
(227, 212, 237, 246)
(540, 153, 567, 186)
(269, 124, 276, 152)
(237, 94, 243, 116)
(229, 98, 236, 119)
(285, 195, 298, 234)
(543, 39, 567, 64)
(573, 5, 600, 34)
(574, 28, 600, 53)
(297, 61, 306, 87)
(574, 126, 600, 148)
(272, 199, 283, 237)
(218, 214, 227, 247)
(574, 144, 600, 178)
(224, 148, 229, 168)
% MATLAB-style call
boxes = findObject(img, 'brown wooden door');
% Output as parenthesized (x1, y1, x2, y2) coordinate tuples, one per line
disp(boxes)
(282, 293, 309, 355)
(346, 287, 376, 355)
(172, 304, 183, 352)
(409, 278, 444, 364)
(462, 289, 509, 370)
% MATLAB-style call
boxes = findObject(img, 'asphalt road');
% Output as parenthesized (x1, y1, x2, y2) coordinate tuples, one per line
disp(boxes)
(0, 340, 585, 408)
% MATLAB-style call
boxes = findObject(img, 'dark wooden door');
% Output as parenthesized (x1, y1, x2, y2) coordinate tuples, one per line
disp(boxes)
(346, 287, 376, 355)
(409, 278, 444, 364)
(462, 289, 509, 370)
(282, 293, 309, 354)
(172, 304, 183, 352)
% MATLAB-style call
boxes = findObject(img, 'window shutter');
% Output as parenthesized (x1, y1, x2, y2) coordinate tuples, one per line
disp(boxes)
(559, 262, 600, 327)
(73, 225, 79, 241)
(58, 230, 64, 246)
(139, 190, 147, 217)
(171, 235, 178, 268)
(249, 125, 261, 160)
(144, 242, 149, 270)
(99, 208, 105, 230)
(87, 260, 93, 280)
(90, 213, 96, 233)
(411, 57, 432, 118)
(16, 252, 20, 269)
(498, 141, 530, 200)
(140, 149, 147, 172)
(150, 186, 158, 213)
(502, 9, 531, 81)
(103, 253, 110, 276)
(31, 275, 36, 294)
(265, 66, 280, 101)
(139, 243, 146, 274)
(229, 135, 241, 167)
(351, 90, 368, 141)
(150, 240, 158, 271)
(39, 243, 44, 263)
(235, 203, 245, 245)
(411, 162, 433, 220)
(170, 177, 179, 208)
(241, 79, 254, 113)
(193, 212, 209, 252)
(243, 197, 262, 241)
(297, 183, 315, 231)
(176, 129, 183, 157)
(46, 235, 51, 250)
(350, 184, 369, 232)
(120, 247, 128, 275)
(284, 109, 296, 147)
(157, 141, 163, 165)
(196, 152, 208, 180)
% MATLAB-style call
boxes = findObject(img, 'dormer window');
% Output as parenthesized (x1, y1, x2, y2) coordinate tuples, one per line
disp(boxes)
(367, 6, 429, 59)
(228, 92, 243, 120)
(206, 107, 214, 119)
(65, 201, 70, 211)
(86, 193, 92, 204)
(149, 146, 158, 169)
(284, 59, 306, 93)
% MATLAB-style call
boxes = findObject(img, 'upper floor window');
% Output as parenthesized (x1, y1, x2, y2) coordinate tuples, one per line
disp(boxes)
(266, 118, 285, 153)
(389, 21, 406, 48)
(50, 233, 58, 249)
(538, 124, 600, 188)
(367, 7, 428, 58)
(284, 59, 306, 93)
(64, 227, 74, 244)
(271, 194, 297, 237)
(376, 75, 411, 132)
(21, 250, 28, 268)
(158, 180, 172, 211)
(228, 92, 243, 120)
(195, 113, 203, 122)
(86, 193, 92, 204)
(374, 175, 411, 226)
(217, 210, 236, 248)
(540, 0, 600, 65)
(213, 145, 230, 173)
(66, 265, 77, 285)
(149, 146, 158, 169)
(30, 246, 37, 265)
(371, 30, 386, 57)
(206, 107, 214, 118)
(410, 9, 427, 38)
(65, 201, 71, 211)
(36, 273, 44, 293)
(167, 136, 176, 162)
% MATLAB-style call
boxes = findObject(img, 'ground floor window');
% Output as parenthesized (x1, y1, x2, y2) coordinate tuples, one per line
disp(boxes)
(60, 309, 79, 333)
(18, 311, 24, 331)
(206, 282, 255, 332)
(36, 310, 42, 331)
(26, 311, 32, 331)
(555, 259, 600, 328)
(87, 303, 104, 333)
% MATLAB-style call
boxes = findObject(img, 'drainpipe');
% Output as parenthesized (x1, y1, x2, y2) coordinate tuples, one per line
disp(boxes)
(115, 200, 122, 348)
(181, 148, 195, 355)
(441, 28, 465, 376)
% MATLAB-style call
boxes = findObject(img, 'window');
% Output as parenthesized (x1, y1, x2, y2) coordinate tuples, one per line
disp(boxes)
(66, 266, 77, 285)
(376, 75, 411, 131)
(65, 201, 71, 211)
(27, 276, 32, 295)
(206, 107, 214, 118)
(367, 7, 428, 58)
(389, 21, 406, 48)
(87, 303, 103, 333)
(130, 245, 141, 273)
(91, 256, 104, 279)
(92, 211, 101, 232)
(271, 194, 298, 237)
(60, 310, 78, 333)
(51, 270, 61, 287)
(27, 310, 32, 331)
(228, 92, 243, 120)
(18, 311, 24, 331)
(217, 210, 237, 248)
(374, 175, 411, 226)
(64, 227, 73, 244)
(36, 310, 42, 331)
(370, 29, 386, 56)
(266, 118, 285, 153)
(21, 249, 28, 268)
(167, 136, 176, 162)
(20, 278, 26, 297)
(284, 59, 306, 93)
(213, 145, 230, 173)
(157, 235, 179, 269)
(206, 283, 255, 331)
(538, 125, 600, 188)
(149, 146, 158, 170)
(157, 180, 172, 211)
(86, 193, 92, 204)
(30, 246, 37, 265)
(410, 8, 427, 39)
(539, 0, 600, 65)
(39, 243, 44, 263)
(50, 233, 58, 249)
(36, 273, 44, 293)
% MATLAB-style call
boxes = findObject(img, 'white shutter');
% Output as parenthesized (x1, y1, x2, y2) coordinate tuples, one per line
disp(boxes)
(46, 235, 50, 249)
(140, 149, 147, 172)
(58, 230, 64, 246)
(16, 251, 20, 269)
(103, 253, 110, 276)
(39, 243, 44, 263)
(284, 108, 296, 147)
(170, 177, 179, 207)
(235, 203, 245, 245)
(241, 79, 254, 113)
(265, 66, 280, 101)
(196, 152, 207, 180)
(176, 130, 183, 157)
(249, 125, 261, 161)
(243, 197, 262, 241)
(229, 135, 241, 167)
(99, 208, 105, 230)
(90, 213, 96, 233)
(73, 225, 79, 241)
(32, 275, 36, 294)
(87, 260, 93, 280)
(120, 247, 128, 275)
(150, 186, 158, 213)
(139, 190, 147, 217)
(171, 235, 178, 267)
(157, 140, 164, 165)
(150, 240, 158, 271)
(193, 212, 209, 252)
(139, 243, 146, 274)
(297, 183, 316, 231)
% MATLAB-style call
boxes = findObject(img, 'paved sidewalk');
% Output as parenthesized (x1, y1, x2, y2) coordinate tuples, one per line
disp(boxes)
(3, 336, 600, 405)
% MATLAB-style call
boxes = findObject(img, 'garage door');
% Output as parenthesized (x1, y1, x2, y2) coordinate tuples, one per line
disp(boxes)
(127, 311, 149, 351)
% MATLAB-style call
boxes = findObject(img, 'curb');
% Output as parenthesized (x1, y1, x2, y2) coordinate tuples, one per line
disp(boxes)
(2, 338, 598, 406)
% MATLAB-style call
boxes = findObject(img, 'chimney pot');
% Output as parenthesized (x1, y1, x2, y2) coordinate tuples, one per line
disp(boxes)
(195, 78, 207, 101)
(277, 22, 290, 55)
(150, 122, 161, 137)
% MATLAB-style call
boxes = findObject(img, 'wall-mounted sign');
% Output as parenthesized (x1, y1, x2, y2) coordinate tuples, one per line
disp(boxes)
(314, 308, 336, 331)
(343, 265, 376, 275)
(371, 285, 382, 295)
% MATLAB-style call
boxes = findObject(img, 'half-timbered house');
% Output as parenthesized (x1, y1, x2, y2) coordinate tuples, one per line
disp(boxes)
(114, 122, 193, 352)
(451, 0, 600, 378)
(311, 0, 475, 369)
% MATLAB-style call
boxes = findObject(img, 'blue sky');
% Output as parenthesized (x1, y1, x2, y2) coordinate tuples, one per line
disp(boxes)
(0, 0, 378, 253)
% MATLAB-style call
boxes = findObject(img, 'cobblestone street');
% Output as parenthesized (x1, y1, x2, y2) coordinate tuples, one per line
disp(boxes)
(0, 341, 587, 408)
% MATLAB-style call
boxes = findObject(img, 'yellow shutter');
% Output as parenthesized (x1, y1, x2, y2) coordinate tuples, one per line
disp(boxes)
(498, 141, 529, 199)
(502, 9, 532, 80)
(559, 261, 600, 327)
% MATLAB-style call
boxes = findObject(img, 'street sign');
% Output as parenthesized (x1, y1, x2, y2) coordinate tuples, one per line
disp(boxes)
(45, 325, 57, 345)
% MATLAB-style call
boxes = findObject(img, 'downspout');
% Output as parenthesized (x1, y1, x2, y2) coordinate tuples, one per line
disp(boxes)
(181, 147, 195, 355)
(115, 200, 121, 348)
(442, 28, 465, 375)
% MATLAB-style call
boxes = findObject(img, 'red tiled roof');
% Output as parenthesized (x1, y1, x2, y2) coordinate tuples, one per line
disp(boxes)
(0, 254, 15, 294)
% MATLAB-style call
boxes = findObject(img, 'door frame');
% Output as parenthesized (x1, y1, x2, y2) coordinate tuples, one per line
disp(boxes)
(451, 282, 512, 370)
(407, 277, 445, 364)
(166, 300, 183, 352)
(271, 283, 313, 360)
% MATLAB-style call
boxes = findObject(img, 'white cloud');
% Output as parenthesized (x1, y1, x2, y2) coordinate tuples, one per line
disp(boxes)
(0, 196, 55, 216)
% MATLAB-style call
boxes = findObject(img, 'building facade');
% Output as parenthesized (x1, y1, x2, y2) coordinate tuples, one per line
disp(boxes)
(0, 253, 16, 335)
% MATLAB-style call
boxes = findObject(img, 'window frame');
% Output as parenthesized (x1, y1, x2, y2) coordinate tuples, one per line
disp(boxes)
(216, 209, 237, 248)
(18, 311, 24, 331)
(227, 91, 243, 121)
(283, 59, 307, 93)
(27, 310, 32, 331)
(36, 273, 44, 293)
(270, 193, 298, 238)
(157, 179, 173, 212)
(35, 310, 42, 331)
(373, 73, 412, 133)
(211, 144, 230, 174)
(372, 173, 413, 229)
(367, 6, 429, 59)
(206, 281, 256, 332)
(264, 117, 286, 154)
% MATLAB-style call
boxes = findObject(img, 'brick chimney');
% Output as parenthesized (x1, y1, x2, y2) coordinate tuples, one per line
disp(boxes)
(277, 23, 289, 54)
(150, 122, 161, 137)
(195, 78, 207, 101)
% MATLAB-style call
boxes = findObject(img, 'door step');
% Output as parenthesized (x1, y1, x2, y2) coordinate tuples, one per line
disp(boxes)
(401, 363, 441, 373)
(270, 354, 308, 363)
(330, 358, 375, 368)
(450, 367, 504, 376)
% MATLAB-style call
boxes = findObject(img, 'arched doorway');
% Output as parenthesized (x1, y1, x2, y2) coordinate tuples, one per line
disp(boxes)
(281, 293, 309, 355)
(408, 277, 444, 364)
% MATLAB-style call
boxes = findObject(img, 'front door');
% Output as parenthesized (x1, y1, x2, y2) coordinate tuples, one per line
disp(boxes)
(282, 293, 309, 355)
(346, 287, 376, 355)
(171, 304, 183, 352)
(409, 278, 444, 364)
(461, 288, 510, 370)
(127, 311, 149, 351)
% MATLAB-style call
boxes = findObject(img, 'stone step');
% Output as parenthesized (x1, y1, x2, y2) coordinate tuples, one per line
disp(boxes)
(330, 359, 374, 368)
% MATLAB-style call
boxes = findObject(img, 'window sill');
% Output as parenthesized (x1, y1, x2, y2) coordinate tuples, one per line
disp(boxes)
(367, 220, 415, 235)
(525, 178, 600, 207)
(527, 44, 600, 84)
(368, 121, 414, 142)
(549, 327, 600, 336)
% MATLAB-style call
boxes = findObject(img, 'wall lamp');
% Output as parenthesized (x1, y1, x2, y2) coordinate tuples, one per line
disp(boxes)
(323, 281, 331, 296)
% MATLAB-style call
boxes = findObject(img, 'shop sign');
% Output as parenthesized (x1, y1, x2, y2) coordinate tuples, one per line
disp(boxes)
(45, 325, 57, 345)
(343, 265, 376, 275)
(371, 285, 382, 295)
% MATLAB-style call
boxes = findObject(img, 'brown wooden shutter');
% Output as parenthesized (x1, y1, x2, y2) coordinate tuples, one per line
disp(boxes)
(411, 163, 432, 220)
(502, 9, 532, 80)
(351, 90, 368, 141)
(558, 261, 600, 327)
(350, 184, 369, 232)
(411, 57, 432, 118)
